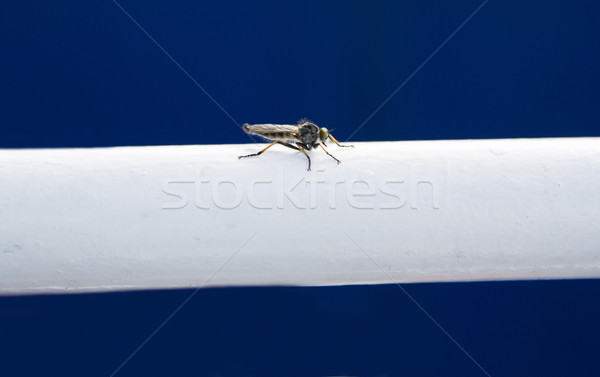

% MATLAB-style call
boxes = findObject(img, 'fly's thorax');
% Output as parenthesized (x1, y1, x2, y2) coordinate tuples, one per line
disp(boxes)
(297, 122, 320, 145)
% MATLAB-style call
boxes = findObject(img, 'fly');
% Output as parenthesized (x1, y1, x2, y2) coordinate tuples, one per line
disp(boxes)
(238, 120, 354, 171)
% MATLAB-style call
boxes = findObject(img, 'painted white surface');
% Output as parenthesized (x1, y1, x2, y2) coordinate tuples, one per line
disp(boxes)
(1, 138, 599, 295)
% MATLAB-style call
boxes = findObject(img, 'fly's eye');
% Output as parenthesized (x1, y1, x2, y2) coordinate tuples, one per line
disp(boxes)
(319, 127, 329, 142)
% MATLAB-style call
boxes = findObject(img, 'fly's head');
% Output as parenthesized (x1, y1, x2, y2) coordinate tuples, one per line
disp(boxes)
(319, 127, 329, 146)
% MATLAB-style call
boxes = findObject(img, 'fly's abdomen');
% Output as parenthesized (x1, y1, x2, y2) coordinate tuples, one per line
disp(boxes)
(262, 131, 296, 140)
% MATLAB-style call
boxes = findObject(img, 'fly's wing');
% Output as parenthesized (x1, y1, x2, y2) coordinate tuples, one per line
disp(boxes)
(243, 124, 298, 134)
(243, 124, 299, 142)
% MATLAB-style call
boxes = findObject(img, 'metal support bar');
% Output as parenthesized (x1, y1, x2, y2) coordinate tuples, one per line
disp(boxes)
(1, 138, 599, 295)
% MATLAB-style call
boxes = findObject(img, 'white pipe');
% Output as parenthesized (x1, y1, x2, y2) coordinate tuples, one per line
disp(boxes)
(1, 138, 599, 295)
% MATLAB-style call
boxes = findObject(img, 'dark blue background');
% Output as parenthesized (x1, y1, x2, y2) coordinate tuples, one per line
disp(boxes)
(1, 1, 599, 376)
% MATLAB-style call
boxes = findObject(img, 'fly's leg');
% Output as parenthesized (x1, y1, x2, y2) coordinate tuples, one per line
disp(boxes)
(320, 144, 341, 165)
(278, 141, 311, 171)
(276, 141, 301, 151)
(328, 134, 354, 148)
(238, 141, 311, 171)
(238, 141, 278, 159)
(238, 141, 307, 164)
(295, 143, 311, 171)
